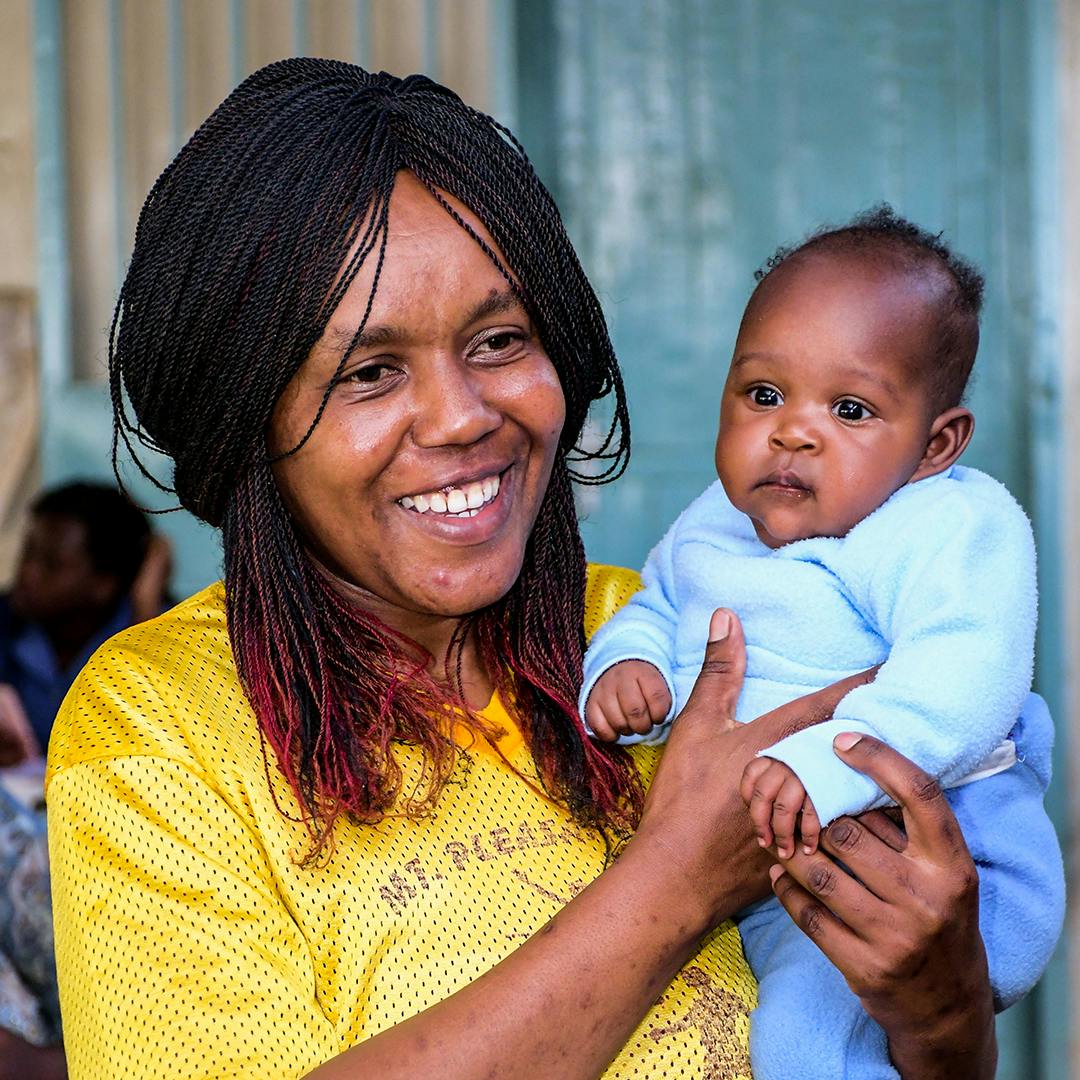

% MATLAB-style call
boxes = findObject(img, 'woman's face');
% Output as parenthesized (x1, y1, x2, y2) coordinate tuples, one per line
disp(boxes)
(269, 172, 566, 630)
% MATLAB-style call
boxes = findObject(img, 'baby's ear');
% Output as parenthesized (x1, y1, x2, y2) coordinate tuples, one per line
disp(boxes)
(911, 406, 974, 482)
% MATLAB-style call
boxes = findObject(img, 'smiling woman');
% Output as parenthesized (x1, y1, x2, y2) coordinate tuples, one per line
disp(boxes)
(45, 59, 1001, 1080)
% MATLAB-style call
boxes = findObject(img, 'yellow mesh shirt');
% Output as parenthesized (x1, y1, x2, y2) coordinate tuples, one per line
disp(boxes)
(47, 564, 755, 1079)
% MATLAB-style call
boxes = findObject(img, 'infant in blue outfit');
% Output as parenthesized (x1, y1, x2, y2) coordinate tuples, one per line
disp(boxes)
(581, 206, 1064, 1080)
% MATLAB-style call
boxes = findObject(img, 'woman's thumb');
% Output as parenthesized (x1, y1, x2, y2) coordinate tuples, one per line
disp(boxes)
(679, 608, 746, 724)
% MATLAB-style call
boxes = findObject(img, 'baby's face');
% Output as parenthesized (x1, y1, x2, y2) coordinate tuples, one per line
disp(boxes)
(715, 251, 939, 549)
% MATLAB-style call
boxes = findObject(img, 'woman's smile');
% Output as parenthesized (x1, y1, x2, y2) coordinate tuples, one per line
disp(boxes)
(268, 171, 566, 632)
(393, 466, 515, 545)
(398, 469, 502, 517)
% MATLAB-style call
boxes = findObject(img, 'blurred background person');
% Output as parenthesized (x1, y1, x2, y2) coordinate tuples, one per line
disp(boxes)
(0, 481, 169, 1079)
(0, 784, 64, 1079)
(0, 482, 170, 764)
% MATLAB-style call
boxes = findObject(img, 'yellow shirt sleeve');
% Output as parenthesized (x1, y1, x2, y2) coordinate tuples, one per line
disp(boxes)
(48, 756, 339, 1079)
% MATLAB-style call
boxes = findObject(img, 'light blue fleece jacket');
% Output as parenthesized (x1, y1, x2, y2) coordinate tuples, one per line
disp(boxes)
(580, 465, 1037, 825)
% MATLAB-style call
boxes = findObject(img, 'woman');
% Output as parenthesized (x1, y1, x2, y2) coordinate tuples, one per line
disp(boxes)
(47, 60, 1001, 1078)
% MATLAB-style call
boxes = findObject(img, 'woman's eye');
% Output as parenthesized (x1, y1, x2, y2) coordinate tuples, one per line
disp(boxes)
(343, 363, 397, 386)
(834, 399, 872, 421)
(750, 386, 782, 407)
(476, 330, 524, 357)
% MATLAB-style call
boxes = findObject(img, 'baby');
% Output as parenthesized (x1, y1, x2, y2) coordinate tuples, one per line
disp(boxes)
(580, 207, 1063, 1079)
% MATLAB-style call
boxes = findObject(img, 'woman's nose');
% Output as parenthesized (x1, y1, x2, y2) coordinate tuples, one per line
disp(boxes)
(411, 361, 502, 448)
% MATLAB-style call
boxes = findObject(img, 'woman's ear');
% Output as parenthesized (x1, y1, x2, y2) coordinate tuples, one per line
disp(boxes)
(910, 406, 974, 482)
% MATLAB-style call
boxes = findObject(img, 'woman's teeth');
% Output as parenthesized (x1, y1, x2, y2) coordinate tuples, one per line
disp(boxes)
(399, 475, 501, 517)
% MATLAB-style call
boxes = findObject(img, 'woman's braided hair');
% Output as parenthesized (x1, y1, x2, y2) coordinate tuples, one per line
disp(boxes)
(110, 58, 640, 861)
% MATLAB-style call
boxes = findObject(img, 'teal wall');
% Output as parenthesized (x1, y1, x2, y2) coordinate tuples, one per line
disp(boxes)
(514, 1, 1067, 1076)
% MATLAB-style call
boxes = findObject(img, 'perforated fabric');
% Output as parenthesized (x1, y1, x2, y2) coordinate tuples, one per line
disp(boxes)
(47, 565, 754, 1079)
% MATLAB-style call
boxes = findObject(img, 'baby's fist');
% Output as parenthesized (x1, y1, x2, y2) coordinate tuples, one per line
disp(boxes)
(585, 661, 672, 742)
(740, 757, 820, 859)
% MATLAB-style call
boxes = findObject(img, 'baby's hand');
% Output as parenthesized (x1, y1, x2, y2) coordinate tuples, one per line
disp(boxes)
(585, 661, 672, 742)
(739, 757, 821, 858)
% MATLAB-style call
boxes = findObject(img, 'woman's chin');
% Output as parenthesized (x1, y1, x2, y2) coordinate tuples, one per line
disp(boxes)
(410, 563, 521, 618)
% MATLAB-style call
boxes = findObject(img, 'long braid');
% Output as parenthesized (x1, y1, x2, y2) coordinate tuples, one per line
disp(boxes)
(112, 59, 639, 860)
(478, 461, 640, 837)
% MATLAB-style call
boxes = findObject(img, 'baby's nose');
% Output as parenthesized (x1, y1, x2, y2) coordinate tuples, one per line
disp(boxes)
(769, 426, 819, 453)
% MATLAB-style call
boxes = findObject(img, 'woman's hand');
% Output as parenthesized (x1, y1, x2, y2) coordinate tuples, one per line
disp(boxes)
(630, 609, 874, 929)
(129, 533, 173, 625)
(0, 685, 39, 767)
(768, 733, 996, 1080)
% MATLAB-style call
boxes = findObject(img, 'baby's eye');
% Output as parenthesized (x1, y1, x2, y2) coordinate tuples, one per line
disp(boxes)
(833, 399, 872, 421)
(750, 386, 782, 408)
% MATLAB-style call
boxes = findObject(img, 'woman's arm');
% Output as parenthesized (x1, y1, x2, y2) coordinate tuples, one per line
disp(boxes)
(767, 734, 997, 1080)
(48, 611, 863, 1079)
(310, 612, 869, 1078)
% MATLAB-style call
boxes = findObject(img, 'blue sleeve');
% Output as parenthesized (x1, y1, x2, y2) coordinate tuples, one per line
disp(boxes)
(579, 517, 682, 745)
(761, 475, 1037, 824)
(948, 692, 1064, 1008)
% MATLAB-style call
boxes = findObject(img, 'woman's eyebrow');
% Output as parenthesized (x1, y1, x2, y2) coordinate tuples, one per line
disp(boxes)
(325, 324, 402, 352)
(325, 290, 524, 354)
(464, 288, 524, 325)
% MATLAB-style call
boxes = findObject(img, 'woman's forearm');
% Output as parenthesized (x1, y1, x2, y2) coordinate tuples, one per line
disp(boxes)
(882, 912, 997, 1080)
(306, 831, 744, 1079)
(888, 993, 997, 1080)
(766, 734, 1001, 1080)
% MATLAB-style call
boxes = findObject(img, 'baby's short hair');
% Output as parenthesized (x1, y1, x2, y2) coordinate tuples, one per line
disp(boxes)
(755, 205, 985, 414)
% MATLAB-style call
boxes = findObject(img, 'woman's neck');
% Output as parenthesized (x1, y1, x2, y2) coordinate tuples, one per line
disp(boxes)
(314, 558, 495, 709)
(386, 608, 494, 709)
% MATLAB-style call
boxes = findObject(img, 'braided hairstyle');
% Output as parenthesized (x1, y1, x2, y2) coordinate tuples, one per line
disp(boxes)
(110, 58, 640, 861)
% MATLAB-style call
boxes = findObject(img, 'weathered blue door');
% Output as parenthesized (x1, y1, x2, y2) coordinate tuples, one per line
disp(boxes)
(513, 1, 1067, 1076)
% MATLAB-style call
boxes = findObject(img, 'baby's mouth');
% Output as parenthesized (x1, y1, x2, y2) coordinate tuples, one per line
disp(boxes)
(756, 470, 812, 494)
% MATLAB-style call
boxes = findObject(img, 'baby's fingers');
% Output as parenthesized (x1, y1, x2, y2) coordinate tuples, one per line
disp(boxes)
(616, 682, 656, 736)
(740, 757, 773, 808)
(638, 674, 672, 725)
(746, 762, 787, 848)
(586, 699, 618, 742)
(799, 797, 821, 855)
(771, 773, 806, 859)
